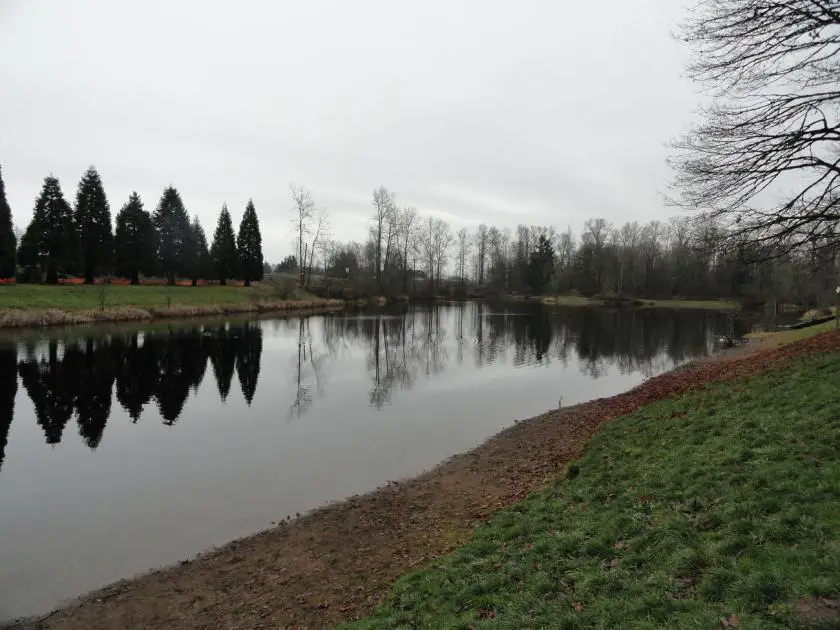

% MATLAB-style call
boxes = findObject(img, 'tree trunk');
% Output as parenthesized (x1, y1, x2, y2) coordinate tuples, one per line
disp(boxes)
(166, 272, 175, 286)
(46, 265, 58, 285)
(130, 271, 139, 286)
(220, 276, 227, 286)
(244, 277, 251, 288)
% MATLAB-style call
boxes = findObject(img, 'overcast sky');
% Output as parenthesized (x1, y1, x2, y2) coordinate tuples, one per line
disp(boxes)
(0, 0, 698, 261)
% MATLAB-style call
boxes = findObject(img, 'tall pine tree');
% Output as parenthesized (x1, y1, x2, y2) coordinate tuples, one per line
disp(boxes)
(152, 186, 190, 285)
(182, 216, 199, 286)
(190, 216, 211, 284)
(114, 193, 157, 285)
(237, 199, 263, 287)
(0, 165, 16, 278)
(20, 175, 77, 284)
(210, 204, 238, 285)
(74, 166, 113, 283)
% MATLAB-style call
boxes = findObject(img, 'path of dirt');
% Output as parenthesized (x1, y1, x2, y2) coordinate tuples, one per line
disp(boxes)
(7, 331, 839, 630)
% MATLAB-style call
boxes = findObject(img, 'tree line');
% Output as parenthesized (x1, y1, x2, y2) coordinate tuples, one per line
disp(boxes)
(0, 165, 264, 286)
(288, 185, 839, 306)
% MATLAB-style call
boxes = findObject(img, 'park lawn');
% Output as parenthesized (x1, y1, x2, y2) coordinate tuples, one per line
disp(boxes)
(748, 319, 838, 348)
(346, 351, 840, 629)
(641, 298, 739, 310)
(0, 282, 317, 311)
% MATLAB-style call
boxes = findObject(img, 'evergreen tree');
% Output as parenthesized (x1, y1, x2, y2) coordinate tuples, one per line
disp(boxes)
(193, 217, 211, 281)
(185, 216, 211, 286)
(114, 193, 157, 285)
(0, 165, 16, 278)
(527, 234, 555, 295)
(237, 199, 263, 287)
(182, 216, 200, 286)
(20, 176, 77, 284)
(210, 204, 238, 285)
(152, 186, 191, 285)
(73, 166, 113, 283)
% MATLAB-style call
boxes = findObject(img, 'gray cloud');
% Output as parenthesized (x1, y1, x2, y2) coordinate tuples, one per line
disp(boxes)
(0, 0, 698, 260)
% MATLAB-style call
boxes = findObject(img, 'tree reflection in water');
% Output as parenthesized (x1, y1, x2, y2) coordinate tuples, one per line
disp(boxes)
(0, 304, 723, 462)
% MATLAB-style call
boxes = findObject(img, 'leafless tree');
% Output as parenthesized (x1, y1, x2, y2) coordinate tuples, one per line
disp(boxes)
(456, 227, 470, 284)
(371, 187, 397, 291)
(290, 183, 315, 287)
(306, 209, 329, 287)
(474, 224, 489, 287)
(671, 0, 840, 259)
(398, 206, 419, 292)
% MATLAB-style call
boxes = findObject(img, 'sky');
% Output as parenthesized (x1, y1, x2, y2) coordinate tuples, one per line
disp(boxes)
(0, 0, 699, 262)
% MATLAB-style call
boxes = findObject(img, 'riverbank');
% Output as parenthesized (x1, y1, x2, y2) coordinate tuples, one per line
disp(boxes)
(0, 284, 343, 328)
(5, 326, 837, 629)
(498, 293, 739, 310)
(350, 336, 840, 628)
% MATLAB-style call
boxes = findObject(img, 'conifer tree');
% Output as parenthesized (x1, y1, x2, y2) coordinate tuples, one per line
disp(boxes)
(191, 216, 211, 283)
(114, 193, 157, 285)
(152, 186, 190, 285)
(20, 175, 76, 283)
(0, 165, 16, 278)
(210, 204, 238, 285)
(236, 199, 263, 287)
(74, 166, 113, 283)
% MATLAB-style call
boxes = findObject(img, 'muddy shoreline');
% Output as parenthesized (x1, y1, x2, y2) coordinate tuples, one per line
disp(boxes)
(4, 333, 823, 630)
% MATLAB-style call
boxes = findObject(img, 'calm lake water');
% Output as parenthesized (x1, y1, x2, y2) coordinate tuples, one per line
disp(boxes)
(0, 302, 729, 620)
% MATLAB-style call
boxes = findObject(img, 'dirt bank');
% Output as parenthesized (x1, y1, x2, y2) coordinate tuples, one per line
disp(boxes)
(6, 331, 839, 630)
(0, 299, 344, 329)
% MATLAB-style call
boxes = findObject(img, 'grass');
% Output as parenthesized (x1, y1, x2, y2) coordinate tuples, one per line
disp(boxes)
(0, 283, 320, 311)
(748, 318, 839, 348)
(0, 282, 338, 328)
(346, 351, 840, 629)
(641, 298, 739, 310)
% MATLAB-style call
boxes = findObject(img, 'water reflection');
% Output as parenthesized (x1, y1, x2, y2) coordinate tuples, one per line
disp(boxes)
(0, 304, 724, 469)
(5, 323, 264, 458)
(0, 346, 15, 471)
(0, 303, 733, 620)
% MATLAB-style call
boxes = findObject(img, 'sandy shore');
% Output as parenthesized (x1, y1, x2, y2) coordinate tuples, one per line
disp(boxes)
(5, 332, 829, 630)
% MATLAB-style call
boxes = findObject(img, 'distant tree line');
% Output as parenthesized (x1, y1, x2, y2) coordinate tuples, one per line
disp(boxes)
(0, 165, 263, 286)
(291, 185, 839, 306)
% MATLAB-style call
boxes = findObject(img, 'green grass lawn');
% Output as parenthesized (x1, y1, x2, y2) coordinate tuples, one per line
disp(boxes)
(0, 283, 317, 311)
(749, 319, 839, 347)
(346, 352, 840, 629)
(641, 298, 739, 310)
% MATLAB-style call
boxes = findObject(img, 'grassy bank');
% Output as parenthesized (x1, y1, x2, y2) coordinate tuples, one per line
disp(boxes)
(748, 318, 838, 348)
(0, 283, 343, 328)
(501, 293, 739, 309)
(348, 349, 840, 628)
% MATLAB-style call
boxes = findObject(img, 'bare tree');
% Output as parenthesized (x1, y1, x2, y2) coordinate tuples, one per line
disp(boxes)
(474, 224, 489, 287)
(371, 187, 396, 291)
(398, 206, 419, 292)
(671, 0, 840, 258)
(456, 227, 470, 284)
(432, 219, 453, 287)
(306, 210, 329, 287)
(290, 183, 315, 287)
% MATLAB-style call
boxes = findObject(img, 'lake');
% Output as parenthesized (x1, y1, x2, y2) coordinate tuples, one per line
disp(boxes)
(0, 302, 730, 620)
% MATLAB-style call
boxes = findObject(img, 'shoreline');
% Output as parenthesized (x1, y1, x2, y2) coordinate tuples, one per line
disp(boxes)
(3, 333, 816, 630)
(0, 298, 345, 330)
